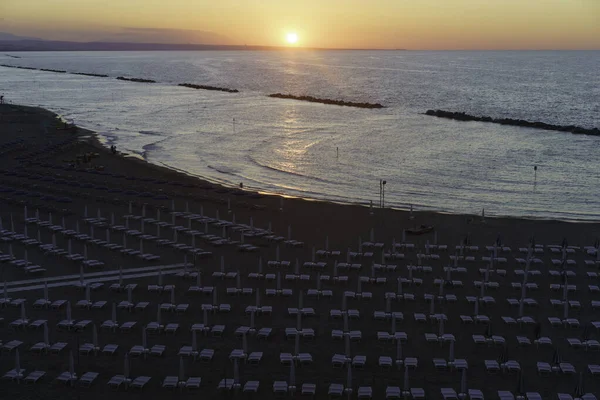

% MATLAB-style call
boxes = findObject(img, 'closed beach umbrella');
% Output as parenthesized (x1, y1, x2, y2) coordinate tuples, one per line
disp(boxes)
(429, 298, 435, 315)
(391, 313, 396, 335)
(127, 286, 132, 303)
(345, 334, 350, 358)
(396, 338, 402, 361)
(242, 333, 248, 355)
(574, 372, 585, 397)
(20, 302, 26, 321)
(85, 285, 90, 302)
(203, 308, 208, 326)
(449, 340, 455, 363)
(123, 353, 130, 379)
(460, 368, 467, 396)
(119, 267, 123, 287)
(158, 269, 163, 286)
(83, 244, 88, 260)
(403, 366, 410, 395)
(397, 278, 403, 295)
(196, 270, 201, 287)
(43, 322, 49, 345)
(438, 318, 445, 336)
(296, 312, 302, 331)
(552, 348, 561, 365)
(250, 310, 255, 331)
(294, 331, 300, 355)
(15, 349, 21, 380)
(233, 358, 239, 384)
(69, 350, 75, 377)
(290, 359, 296, 390)
(346, 363, 352, 393)
(213, 287, 218, 306)
(516, 370, 525, 396)
(66, 301, 72, 322)
(157, 305, 162, 325)
(106, 229, 110, 244)
(92, 324, 98, 352)
(3, 281, 7, 300)
(178, 356, 185, 382)
(142, 328, 147, 349)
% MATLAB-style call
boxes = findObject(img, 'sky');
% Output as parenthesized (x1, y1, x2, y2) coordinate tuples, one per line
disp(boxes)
(0, 0, 599, 49)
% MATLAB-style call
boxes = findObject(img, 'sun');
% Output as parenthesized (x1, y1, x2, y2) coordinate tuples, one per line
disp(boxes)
(286, 32, 298, 45)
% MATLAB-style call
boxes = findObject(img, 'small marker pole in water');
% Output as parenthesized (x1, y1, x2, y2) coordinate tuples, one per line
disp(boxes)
(233, 118, 236, 133)
(534, 165, 537, 181)
(336, 147, 339, 159)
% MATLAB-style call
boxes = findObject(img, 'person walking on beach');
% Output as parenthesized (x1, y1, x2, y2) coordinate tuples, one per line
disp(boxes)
(0, 95, 4, 104)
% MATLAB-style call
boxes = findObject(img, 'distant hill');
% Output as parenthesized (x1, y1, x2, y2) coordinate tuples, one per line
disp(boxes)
(0, 39, 293, 52)
(0, 32, 41, 41)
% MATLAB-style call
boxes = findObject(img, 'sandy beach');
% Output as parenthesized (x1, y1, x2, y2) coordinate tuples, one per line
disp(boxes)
(1, 103, 599, 399)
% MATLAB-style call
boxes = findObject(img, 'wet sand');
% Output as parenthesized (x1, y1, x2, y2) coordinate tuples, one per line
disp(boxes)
(1, 104, 599, 399)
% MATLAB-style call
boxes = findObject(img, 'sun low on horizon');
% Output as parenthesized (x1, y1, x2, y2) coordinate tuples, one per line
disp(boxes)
(286, 32, 299, 46)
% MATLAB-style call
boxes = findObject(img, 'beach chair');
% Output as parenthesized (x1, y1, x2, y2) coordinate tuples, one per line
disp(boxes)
(468, 389, 485, 400)
(107, 374, 126, 389)
(273, 380, 288, 395)
(441, 388, 459, 400)
(150, 345, 166, 357)
(536, 362, 551, 375)
(301, 383, 316, 396)
(525, 393, 542, 400)
(559, 363, 576, 374)
(56, 372, 77, 386)
(243, 380, 259, 393)
(248, 352, 263, 365)
(102, 344, 118, 355)
(498, 390, 515, 400)
(485, 360, 500, 374)
(162, 376, 178, 389)
(131, 376, 151, 389)
(50, 342, 67, 354)
(358, 387, 373, 399)
(24, 371, 45, 384)
(199, 348, 214, 362)
(328, 383, 344, 397)
(79, 372, 99, 387)
(3, 368, 26, 381)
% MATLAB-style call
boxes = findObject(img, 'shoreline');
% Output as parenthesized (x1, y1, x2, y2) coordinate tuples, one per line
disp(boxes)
(35, 104, 600, 225)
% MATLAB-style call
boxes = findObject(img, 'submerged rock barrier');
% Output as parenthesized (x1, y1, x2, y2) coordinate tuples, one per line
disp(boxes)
(178, 83, 239, 93)
(40, 68, 67, 73)
(0, 64, 37, 70)
(268, 93, 384, 109)
(116, 76, 156, 83)
(424, 109, 600, 136)
(71, 72, 109, 78)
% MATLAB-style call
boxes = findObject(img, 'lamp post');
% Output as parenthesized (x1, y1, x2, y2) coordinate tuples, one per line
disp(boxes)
(381, 180, 387, 208)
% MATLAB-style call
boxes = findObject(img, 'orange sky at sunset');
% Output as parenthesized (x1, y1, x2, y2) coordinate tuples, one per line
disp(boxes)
(0, 0, 598, 49)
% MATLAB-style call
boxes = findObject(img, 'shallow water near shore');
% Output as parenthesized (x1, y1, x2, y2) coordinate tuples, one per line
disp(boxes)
(0, 50, 599, 220)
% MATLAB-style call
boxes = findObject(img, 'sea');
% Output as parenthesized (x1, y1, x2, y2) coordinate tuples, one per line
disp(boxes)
(0, 50, 599, 221)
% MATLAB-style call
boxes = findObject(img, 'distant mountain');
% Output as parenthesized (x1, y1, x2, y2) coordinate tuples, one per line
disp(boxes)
(0, 32, 41, 41)
(0, 40, 290, 52)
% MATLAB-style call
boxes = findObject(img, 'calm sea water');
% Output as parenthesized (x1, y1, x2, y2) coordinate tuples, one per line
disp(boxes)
(1, 50, 599, 220)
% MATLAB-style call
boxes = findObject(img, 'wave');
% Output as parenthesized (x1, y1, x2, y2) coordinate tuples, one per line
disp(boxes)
(247, 154, 336, 186)
(138, 130, 165, 137)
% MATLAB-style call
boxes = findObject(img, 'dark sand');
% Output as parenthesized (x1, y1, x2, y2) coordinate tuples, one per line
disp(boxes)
(0, 104, 599, 399)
